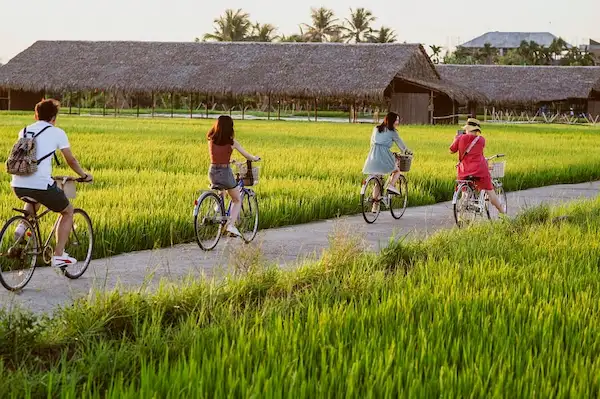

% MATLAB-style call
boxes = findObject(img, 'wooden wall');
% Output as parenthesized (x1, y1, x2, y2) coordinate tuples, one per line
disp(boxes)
(588, 100, 600, 119)
(390, 93, 429, 125)
(8, 90, 45, 111)
(0, 89, 8, 110)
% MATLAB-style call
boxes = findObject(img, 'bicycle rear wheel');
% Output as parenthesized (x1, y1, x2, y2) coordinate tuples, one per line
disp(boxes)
(486, 183, 508, 219)
(194, 192, 224, 251)
(390, 175, 409, 219)
(0, 216, 38, 291)
(239, 190, 259, 243)
(453, 184, 476, 228)
(62, 209, 94, 279)
(361, 177, 382, 224)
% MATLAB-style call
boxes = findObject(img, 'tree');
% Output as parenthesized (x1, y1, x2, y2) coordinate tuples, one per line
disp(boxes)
(200, 9, 252, 42)
(367, 27, 397, 43)
(342, 8, 376, 43)
(279, 26, 307, 42)
(302, 7, 341, 42)
(479, 42, 499, 64)
(443, 46, 479, 64)
(249, 23, 278, 42)
(429, 45, 442, 64)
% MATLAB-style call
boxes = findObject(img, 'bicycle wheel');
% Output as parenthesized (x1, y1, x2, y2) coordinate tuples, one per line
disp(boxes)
(239, 190, 259, 243)
(361, 177, 382, 224)
(0, 216, 38, 291)
(390, 175, 409, 219)
(62, 209, 94, 279)
(194, 192, 224, 251)
(486, 183, 508, 220)
(453, 184, 476, 228)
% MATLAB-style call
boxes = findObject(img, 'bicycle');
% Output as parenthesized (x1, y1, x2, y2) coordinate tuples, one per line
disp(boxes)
(452, 154, 507, 228)
(193, 159, 260, 251)
(0, 176, 94, 291)
(360, 152, 411, 224)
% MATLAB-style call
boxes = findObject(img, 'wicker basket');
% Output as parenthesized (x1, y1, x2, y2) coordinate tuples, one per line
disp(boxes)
(54, 177, 76, 199)
(489, 161, 505, 179)
(237, 162, 260, 186)
(396, 154, 413, 172)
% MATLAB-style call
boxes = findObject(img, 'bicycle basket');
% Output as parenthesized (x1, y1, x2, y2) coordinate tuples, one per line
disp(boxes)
(395, 154, 413, 172)
(54, 177, 76, 199)
(237, 161, 260, 186)
(489, 161, 505, 179)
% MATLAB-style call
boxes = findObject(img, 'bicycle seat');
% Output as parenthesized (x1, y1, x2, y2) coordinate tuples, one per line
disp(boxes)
(210, 184, 227, 191)
(465, 175, 480, 181)
(19, 196, 39, 204)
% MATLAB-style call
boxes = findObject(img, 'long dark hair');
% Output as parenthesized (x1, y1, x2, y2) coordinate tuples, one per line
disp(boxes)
(207, 115, 235, 145)
(377, 112, 399, 133)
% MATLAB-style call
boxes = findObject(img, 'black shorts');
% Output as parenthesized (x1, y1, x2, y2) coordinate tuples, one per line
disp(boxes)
(13, 183, 70, 212)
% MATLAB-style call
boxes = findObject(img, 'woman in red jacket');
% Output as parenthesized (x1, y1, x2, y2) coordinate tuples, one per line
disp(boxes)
(450, 118, 506, 215)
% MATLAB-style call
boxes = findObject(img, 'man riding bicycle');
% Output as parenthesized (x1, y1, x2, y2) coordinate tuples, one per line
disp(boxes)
(9, 99, 93, 268)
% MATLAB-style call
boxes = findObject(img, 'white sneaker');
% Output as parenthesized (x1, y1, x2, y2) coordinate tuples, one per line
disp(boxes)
(51, 252, 77, 268)
(387, 186, 401, 195)
(225, 224, 242, 237)
(14, 223, 27, 242)
(371, 203, 380, 213)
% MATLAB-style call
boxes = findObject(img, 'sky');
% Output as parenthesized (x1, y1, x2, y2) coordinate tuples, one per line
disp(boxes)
(0, 0, 598, 63)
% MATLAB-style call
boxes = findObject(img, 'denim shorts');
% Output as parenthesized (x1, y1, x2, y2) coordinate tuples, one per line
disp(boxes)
(208, 165, 237, 189)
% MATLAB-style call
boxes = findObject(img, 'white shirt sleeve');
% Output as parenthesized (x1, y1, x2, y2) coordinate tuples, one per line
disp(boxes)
(55, 128, 70, 150)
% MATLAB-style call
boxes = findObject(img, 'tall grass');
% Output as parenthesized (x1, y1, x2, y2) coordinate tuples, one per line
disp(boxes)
(1, 114, 599, 257)
(1, 197, 599, 397)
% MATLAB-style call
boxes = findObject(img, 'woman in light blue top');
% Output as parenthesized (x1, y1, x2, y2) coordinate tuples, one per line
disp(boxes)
(362, 112, 411, 196)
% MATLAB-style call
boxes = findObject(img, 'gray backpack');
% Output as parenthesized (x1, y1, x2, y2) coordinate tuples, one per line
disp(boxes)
(6, 126, 57, 176)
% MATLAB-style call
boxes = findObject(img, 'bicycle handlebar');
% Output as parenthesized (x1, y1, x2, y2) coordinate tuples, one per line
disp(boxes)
(52, 176, 92, 183)
(486, 154, 505, 161)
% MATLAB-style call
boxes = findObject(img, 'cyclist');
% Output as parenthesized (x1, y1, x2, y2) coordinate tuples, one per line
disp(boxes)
(10, 99, 93, 267)
(206, 115, 259, 237)
(362, 112, 411, 211)
(450, 118, 505, 214)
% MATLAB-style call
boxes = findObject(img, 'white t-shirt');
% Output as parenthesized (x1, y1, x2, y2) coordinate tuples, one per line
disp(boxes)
(11, 121, 70, 190)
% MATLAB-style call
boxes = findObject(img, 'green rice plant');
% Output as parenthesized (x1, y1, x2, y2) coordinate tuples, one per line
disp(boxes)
(0, 113, 599, 257)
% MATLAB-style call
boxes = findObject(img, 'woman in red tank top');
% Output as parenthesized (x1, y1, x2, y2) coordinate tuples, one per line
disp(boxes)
(449, 118, 506, 215)
(207, 115, 260, 237)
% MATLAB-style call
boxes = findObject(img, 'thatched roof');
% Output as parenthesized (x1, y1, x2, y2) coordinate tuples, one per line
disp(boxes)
(0, 40, 481, 102)
(437, 64, 600, 104)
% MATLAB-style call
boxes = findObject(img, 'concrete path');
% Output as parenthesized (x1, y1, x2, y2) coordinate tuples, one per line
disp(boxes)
(1, 181, 598, 315)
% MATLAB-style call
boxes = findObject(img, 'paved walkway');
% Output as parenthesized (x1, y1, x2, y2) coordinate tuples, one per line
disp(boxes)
(1, 181, 598, 315)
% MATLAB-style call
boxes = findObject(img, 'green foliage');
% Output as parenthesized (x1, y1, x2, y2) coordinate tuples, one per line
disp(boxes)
(1, 115, 599, 258)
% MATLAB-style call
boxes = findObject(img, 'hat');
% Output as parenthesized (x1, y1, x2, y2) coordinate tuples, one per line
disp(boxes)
(463, 118, 482, 133)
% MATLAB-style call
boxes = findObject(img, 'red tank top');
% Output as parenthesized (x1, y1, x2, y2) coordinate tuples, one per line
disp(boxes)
(209, 141, 233, 164)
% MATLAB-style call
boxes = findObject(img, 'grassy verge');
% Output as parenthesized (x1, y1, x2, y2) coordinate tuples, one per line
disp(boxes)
(1, 197, 600, 397)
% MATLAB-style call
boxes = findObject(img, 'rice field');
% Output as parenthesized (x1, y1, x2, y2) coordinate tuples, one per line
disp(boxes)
(1, 197, 599, 397)
(1, 113, 599, 257)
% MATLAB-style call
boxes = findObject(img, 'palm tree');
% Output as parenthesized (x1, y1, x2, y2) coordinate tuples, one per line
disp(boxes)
(200, 9, 252, 42)
(279, 26, 307, 42)
(302, 7, 341, 42)
(249, 23, 278, 42)
(342, 8, 376, 43)
(429, 45, 443, 64)
(367, 27, 397, 43)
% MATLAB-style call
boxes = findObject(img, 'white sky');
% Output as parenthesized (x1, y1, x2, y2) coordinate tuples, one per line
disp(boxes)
(0, 0, 598, 63)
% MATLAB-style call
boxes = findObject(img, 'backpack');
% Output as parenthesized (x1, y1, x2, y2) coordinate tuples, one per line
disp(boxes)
(5, 125, 59, 176)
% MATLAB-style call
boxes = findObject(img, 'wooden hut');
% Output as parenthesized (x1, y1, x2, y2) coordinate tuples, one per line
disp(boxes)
(437, 64, 600, 119)
(0, 41, 482, 124)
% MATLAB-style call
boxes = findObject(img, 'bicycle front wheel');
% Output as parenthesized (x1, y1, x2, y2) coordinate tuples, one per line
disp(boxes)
(361, 177, 382, 224)
(194, 192, 224, 251)
(453, 184, 476, 228)
(0, 216, 38, 291)
(486, 183, 508, 219)
(62, 209, 94, 279)
(390, 175, 409, 219)
(239, 191, 259, 243)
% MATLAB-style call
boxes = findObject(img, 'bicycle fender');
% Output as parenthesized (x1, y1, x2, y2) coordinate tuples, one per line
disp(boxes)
(452, 184, 463, 205)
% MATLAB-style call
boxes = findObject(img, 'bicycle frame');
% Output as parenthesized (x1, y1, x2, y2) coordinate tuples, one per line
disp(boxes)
(451, 181, 487, 213)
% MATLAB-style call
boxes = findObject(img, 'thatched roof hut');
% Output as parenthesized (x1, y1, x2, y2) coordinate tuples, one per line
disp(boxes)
(0, 40, 482, 104)
(437, 64, 600, 104)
